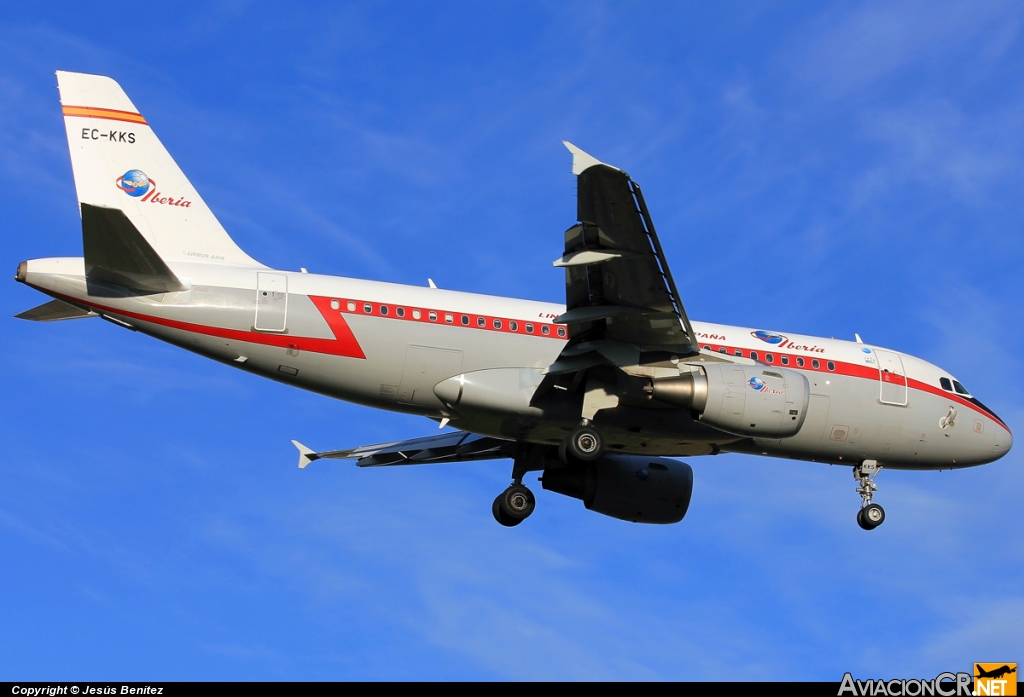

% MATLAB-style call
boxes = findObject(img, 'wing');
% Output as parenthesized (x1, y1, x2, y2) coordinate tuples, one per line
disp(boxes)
(554, 142, 700, 361)
(292, 430, 515, 468)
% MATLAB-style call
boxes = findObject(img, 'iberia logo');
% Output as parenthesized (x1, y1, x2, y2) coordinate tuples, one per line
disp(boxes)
(974, 663, 1016, 696)
(748, 376, 784, 394)
(115, 169, 192, 207)
(752, 330, 786, 345)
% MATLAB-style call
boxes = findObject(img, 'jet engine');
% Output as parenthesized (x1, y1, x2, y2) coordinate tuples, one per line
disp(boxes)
(648, 363, 810, 438)
(541, 454, 694, 524)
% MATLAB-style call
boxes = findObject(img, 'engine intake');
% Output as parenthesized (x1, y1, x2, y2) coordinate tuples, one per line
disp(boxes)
(649, 363, 810, 438)
(542, 454, 694, 524)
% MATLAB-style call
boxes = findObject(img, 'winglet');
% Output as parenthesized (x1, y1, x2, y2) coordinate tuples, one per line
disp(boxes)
(562, 141, 614, 175)
(292, 440, 317, 469)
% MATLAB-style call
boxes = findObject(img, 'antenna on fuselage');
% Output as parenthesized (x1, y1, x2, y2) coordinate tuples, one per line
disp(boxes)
(855, 333, 864, 343)
(428, 278, 438, 289)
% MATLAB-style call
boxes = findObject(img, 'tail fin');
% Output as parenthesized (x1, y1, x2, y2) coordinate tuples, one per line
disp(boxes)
(56, 71, 263, 268)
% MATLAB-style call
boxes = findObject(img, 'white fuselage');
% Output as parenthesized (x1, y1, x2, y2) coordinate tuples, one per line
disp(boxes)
(19, 257, 1013, 470)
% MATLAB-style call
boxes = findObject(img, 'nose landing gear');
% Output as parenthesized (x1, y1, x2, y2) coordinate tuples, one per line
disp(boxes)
(854, 460, 885, 530)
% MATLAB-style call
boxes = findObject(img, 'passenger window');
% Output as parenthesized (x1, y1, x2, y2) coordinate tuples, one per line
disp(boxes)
(347, 301, 356, 312)
(412, 309, 421, 320)
(796, 357, 805, 367)
(827, 361, 835, 371)
(812, 359, 820, 369)
(396, 307, 405, 318)
(952, 380, 970, 396)
(493, 319, 501, 329)
(363, 303, 372, 313)
(718, 347, 727, 354)
(380, 305, 389, 316)
(780, 355, 788, 365)
(542, 325, 550, 335)
(940, 377, 952, 391)
(766, 354, 774, 363)
(526, 323, 534, 333)
(461, 315, 470, 325)
(330, 299, 340, 310)
(557, 327, 566, 337)
(751, 351, 758, 361)
(734, 349, 743, 356)
(509, 321, 518, 331)
(428, 311, 437, 321)
(477, 316, 486, 327)
(445, 313, 453, 324)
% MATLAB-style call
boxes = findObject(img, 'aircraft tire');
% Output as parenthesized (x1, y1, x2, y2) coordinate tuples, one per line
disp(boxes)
(568, 426, 603, 461)
(492, 497, 521, 526)
(861, 503, 885, 529)
(493, 485, 535, 526)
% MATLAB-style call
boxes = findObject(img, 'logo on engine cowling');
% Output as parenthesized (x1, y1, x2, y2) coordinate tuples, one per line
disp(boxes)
(749, 376, 785, 394)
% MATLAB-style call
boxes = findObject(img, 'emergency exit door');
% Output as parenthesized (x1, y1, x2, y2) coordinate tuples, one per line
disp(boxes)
(255, 272, 287, 332)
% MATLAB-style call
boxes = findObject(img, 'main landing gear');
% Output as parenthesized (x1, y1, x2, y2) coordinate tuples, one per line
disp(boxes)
(492, 444, 542, 527)
(559, 421, 603, 462)
(492, 484, 535, 527)
(854, 460, 885, 530)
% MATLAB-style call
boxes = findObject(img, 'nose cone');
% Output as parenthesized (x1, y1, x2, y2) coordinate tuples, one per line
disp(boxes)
(991, 422, 1013, 461)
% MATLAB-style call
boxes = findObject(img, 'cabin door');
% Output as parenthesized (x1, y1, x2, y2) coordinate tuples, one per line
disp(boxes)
(875, 349, 908, 406)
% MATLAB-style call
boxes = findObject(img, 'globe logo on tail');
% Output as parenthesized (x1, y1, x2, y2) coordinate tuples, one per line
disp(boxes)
(115, 169, 151, 197)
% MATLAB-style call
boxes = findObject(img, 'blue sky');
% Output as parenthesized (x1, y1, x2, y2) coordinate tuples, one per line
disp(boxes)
(2, 1, 1022, 680)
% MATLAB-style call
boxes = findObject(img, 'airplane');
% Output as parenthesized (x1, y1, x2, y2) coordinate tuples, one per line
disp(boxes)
(975, 665, 1016, 680)
(15, 71, 1013, 530)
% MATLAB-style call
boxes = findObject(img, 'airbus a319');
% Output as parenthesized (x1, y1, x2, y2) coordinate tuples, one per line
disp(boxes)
(15, 72, 1013, 529)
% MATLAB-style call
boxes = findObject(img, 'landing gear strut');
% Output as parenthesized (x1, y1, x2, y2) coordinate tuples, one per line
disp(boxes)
(854, 460, 885, 530)
(492, 444, 542, 527)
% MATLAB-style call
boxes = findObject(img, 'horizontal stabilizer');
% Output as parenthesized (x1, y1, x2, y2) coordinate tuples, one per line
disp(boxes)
(292, 440, 317, 469)
(15, 298, 97, 322)
(292, 431, 514, 468)
(82, 203, 187, 293)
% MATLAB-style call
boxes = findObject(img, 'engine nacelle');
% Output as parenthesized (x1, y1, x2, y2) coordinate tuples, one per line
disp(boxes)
(650, 363, 810, 438)
(542, 455, 693, 524)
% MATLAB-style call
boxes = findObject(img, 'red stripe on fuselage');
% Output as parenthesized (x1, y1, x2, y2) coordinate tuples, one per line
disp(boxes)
(49, 291, 366, 359)
(42, 287, 1007, 431)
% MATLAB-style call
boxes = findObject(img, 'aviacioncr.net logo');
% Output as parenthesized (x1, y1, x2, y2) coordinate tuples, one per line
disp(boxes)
(839, 672, 974, 696)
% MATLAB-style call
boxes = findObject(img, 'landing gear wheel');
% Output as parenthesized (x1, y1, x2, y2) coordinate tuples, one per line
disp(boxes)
(567, 426, 603, 461)
(492, 484, 536, 527)
(857, 503, 885, 530)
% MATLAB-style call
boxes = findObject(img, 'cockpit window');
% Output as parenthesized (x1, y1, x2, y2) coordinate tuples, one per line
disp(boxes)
(952, 380, 971, 396)
(939, 377, 952, 391)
